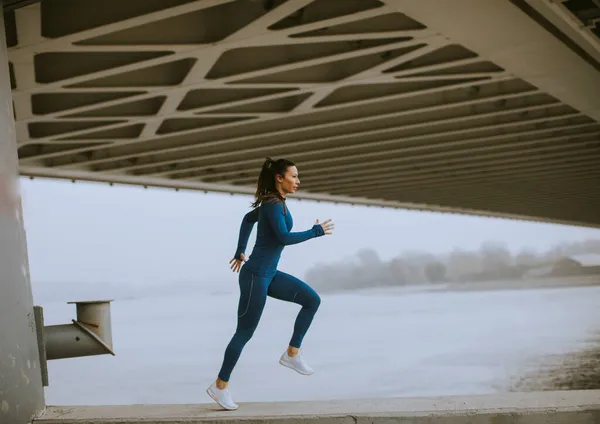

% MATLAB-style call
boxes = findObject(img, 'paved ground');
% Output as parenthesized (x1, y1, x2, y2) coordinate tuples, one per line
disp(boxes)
(35, 390, 600, 423)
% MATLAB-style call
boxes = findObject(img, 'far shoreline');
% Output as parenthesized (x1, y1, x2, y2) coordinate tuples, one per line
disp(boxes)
(426, 275, 600, 293)
(318, 275, 600, 295)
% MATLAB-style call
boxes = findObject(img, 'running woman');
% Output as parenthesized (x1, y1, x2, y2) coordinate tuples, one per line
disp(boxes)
(206, 157, 334, 410)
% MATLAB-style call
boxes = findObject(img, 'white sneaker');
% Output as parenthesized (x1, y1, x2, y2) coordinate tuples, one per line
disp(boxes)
(206, 382, 238, 410)
(279, 350, 314, 375)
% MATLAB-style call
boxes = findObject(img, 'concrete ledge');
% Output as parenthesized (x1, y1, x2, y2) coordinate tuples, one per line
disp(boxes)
(35, 390, 600, 424)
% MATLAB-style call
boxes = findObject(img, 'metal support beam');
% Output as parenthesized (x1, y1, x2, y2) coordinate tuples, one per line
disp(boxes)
(386, 0, 600, 121)
(0, 1, 45, 422)
(2, 0, 40, 12)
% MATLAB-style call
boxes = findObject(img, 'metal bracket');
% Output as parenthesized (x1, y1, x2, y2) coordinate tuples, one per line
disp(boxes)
(33, 300, 115, 387)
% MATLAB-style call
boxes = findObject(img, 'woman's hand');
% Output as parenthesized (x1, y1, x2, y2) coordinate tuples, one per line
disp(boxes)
(315, 219, 335, 235)
(229, 253, 246, 273)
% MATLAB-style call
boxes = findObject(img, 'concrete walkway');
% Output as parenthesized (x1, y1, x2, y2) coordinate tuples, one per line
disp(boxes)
(35, 390, 600, 423)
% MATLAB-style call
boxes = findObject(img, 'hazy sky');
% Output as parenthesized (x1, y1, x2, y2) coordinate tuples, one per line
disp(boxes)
(20, 177, 600, 288)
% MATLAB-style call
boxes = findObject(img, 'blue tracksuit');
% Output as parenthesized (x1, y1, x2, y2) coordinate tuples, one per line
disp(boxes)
(217, 198, 324, 382)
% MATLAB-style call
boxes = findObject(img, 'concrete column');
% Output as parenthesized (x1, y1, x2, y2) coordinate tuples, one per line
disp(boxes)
(0, 1, 46, 423)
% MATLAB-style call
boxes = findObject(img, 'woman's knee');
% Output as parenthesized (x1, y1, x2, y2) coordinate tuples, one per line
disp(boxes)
(234, 327, 256, 344)
(307, 291, 321, 311)
(295, 289, 320, 311)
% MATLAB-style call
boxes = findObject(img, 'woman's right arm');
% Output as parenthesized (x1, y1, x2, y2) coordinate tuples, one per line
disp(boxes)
(233, 208, 259, 260)
(263, 201, 325, 246)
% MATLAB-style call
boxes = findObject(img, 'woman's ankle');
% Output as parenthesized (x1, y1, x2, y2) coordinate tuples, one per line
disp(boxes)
(216, 378, 228, 390)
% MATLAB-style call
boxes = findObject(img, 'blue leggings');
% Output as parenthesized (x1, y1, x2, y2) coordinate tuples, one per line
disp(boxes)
(217, 265, 321, 382)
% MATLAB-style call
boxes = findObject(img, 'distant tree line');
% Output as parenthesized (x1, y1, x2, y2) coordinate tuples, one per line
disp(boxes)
(304, 239, 600, 293)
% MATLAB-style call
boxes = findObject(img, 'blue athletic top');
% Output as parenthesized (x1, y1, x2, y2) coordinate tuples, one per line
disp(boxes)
(234, 198, 325, 277)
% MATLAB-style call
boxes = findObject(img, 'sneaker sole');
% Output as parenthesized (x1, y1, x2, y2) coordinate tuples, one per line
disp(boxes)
(279, 358, 314, 376)
(206, 388, 238, 411)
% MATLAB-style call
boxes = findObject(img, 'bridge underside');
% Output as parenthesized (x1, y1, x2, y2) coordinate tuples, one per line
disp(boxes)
(6, 0, 600, 227)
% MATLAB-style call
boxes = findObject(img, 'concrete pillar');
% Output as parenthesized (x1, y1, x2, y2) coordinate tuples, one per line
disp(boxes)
(0, 1, 46, 422)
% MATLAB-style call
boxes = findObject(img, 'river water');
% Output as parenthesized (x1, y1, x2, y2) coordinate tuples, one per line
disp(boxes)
(41, 284, 600, 405)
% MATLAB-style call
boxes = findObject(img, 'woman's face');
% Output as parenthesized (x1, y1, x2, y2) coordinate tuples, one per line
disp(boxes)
(277, 165, 300, 195)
